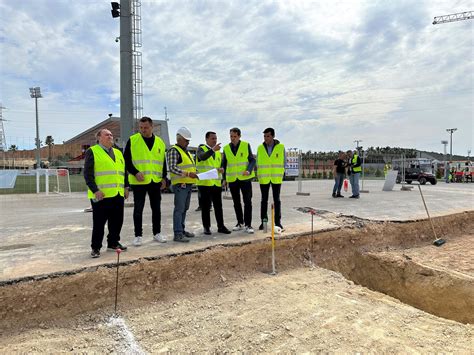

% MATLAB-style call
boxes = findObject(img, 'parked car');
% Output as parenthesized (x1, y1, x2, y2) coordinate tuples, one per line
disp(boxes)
(396, 168, 437, 185)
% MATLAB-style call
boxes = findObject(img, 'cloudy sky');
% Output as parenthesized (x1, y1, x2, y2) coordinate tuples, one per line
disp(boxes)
(0, 0, 472, 154)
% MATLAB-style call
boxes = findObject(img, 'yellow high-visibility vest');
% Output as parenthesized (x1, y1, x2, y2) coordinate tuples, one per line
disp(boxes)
(169, 145, 197, 185)
(196, 145, 222, 187)
(257, 143, 285, 184)
(223, 141, 255, 183)
(352, 154, 362, 173)
(128, 133, 166, 185)
(87, 145, 125, 199)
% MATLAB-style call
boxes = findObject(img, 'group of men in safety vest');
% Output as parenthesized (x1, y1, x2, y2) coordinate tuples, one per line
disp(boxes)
(84, 117, 286, 258)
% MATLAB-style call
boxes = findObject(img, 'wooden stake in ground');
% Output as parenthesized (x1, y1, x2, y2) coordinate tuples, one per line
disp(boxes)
(271, 203, 276, 275)
(114, 248, 122, 315)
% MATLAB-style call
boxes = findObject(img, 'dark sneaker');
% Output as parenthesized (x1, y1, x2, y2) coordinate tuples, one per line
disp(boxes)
(349, 195, 360, 199)
(183, 231, 195, 238)
(91, 249, 100, 258)
(174, 234, 190, 243)
(203, 228, 212, 235)
(217, 227, 231, 234)
(332, 193, 337, 198)
(258, 223, 264, 231)
(336, 194, 344, 198)
(107, 242, 128, 251)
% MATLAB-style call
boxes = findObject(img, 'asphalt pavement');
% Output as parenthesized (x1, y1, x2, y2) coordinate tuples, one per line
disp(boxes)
(1, 179, 472, 281)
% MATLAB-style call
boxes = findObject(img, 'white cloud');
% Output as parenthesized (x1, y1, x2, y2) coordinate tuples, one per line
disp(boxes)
(1, 0, 472, 154)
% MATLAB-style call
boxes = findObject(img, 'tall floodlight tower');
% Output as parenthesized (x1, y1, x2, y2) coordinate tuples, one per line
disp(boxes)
(111, 0, 143, 148)
(29, 87, 42, 169)
(131, 0, 143, 129)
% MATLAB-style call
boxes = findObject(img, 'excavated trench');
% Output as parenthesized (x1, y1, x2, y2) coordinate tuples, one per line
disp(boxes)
(0, 211, 472, 332)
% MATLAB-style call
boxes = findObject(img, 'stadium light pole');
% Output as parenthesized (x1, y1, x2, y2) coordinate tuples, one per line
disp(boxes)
(29, 87, 42, 169)
(446, 128, 457, 160)
(441, 140, 448, 182)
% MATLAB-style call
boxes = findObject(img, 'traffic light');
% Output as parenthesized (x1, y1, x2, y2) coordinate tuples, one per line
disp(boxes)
(111, 2, 120, 18)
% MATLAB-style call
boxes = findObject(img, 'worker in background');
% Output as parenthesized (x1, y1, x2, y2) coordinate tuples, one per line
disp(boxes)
(347, 149, 361, 199)
(256, 127, 285, 231)
(124, 116, 167, 247)
(384, 162, 392, 177)
(223, 127, 256, 234)
(196, 131, 232, 235)
(84, 129, 128, 258)
(332, 151, 346, 198)
(166, 127, 198, 242)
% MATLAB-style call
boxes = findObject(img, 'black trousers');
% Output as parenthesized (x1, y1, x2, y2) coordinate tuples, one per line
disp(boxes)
(132, 182, 162, 237)
(229, 179, 252, 227)
(260, 183, 282, 225)
(198, 185, 225, 229)
(91, 194, 124, 250)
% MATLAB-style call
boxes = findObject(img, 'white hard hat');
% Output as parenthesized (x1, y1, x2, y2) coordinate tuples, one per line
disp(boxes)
(177, 127, 192, 140)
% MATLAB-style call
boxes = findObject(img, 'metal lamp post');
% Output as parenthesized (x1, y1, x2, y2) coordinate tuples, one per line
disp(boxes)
(29, 87, 42, 169)
(446, 128, 457, 160)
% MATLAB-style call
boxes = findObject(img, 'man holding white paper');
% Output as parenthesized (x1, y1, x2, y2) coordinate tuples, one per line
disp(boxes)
(196, 131, 232, 235)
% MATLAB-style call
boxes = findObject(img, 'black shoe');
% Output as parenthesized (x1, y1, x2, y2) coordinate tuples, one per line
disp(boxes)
(258, 223, 264, 231)
(174, 234, 190, 243)
(183, 231, 195, 238)
(107, 242, 128, 251)
(332, 193, 337, 198)
(336, 194, 344, 198)
(217, 227, 231, 234)
(349, 195, 360, 199)
(203, 228, 212, 235)
(91, 249, 100, 258)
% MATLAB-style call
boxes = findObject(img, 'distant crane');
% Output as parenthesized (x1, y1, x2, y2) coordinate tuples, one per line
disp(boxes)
(432, 11, 473, 25)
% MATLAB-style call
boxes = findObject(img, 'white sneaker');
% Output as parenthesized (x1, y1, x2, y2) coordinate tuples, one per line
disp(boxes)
(233, 224, 243, 231)
(245, 226, 254, 234)
(153, 233, 167, 243)
(133, 236, 142, 246)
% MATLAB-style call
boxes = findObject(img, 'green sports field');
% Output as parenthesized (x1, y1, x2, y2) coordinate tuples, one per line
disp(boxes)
(0, 174, 87, 194)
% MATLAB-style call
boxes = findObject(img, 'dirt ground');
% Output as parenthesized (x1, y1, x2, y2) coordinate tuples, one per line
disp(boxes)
(0, 213, 473, 352)
(1, 267, 472, 353)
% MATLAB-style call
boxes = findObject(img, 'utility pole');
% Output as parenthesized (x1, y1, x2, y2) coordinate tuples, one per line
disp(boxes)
(164, 106, 168, 121)
(354, 140, 362, 149)
(0, 103, 6, 152)
(442, 140, 448, 182)
(446, 128, 457, 160)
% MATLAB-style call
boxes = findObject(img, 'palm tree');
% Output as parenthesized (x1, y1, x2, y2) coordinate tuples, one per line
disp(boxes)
(8, 144, 18, 168)
(45, 135, 54, 162)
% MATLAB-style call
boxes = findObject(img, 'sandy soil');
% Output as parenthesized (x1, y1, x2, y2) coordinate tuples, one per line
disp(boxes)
(1, 213, 473, 352)
(1, 267, 472, 353)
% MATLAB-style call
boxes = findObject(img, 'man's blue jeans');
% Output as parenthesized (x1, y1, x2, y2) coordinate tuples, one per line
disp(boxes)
(333, 173, 345, 195)
(173, 184, 193, 236)
(349, 173, 360, 196)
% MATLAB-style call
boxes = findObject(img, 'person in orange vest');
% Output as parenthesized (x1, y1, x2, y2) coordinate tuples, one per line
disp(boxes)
(166, 127, 198, 242)
(84, 129, 129, 258)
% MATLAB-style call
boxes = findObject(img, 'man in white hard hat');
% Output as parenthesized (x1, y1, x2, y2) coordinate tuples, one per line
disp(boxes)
(166, 127, 199, 242)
